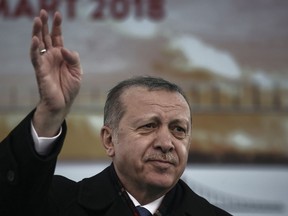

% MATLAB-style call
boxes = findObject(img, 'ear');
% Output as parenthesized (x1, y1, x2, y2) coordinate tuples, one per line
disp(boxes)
(100, 126, 115, 157)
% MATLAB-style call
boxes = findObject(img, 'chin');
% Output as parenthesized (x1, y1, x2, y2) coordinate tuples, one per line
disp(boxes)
(141, 163, 183, 190)
(145, 173, 177, 190)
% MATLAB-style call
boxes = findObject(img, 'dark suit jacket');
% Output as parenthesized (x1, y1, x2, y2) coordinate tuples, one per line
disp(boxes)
(0, 111, 232, 216)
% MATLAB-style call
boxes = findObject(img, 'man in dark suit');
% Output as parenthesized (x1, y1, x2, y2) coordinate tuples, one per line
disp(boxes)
(0, 10, 232, 216)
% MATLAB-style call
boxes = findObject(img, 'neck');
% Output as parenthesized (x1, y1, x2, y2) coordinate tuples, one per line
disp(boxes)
(114, 168, 170, 205)
(111, 163, 174, 205)
(125, 183, 168, 205)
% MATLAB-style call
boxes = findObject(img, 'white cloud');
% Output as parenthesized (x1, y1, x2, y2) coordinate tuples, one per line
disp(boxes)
(110, 17, 157, 38)
(251, 70, 273, 89)
(169, 35, 241, 79)
(87, 116, 104, 130)
(228, 132, 253, 149)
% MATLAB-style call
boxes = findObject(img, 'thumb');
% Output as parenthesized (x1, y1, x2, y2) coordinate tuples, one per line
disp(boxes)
(61, 47, 81, 67)
(61, 48, 83, 76)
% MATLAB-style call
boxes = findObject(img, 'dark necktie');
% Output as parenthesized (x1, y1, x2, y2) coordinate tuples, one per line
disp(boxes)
(136, 206, 152, 216)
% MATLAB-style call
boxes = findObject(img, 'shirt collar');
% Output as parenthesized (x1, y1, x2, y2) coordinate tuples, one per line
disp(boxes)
(127, 191, 164, 214)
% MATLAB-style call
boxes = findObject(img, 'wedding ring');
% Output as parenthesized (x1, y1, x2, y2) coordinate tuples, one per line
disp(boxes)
(40, 49, 47, 55)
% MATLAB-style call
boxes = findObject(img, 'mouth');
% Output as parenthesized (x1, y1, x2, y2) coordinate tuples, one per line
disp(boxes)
(147, 159, 175, 169)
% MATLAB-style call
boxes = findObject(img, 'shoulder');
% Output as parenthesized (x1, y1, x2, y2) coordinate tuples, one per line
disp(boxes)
(50, 175, 79, 204)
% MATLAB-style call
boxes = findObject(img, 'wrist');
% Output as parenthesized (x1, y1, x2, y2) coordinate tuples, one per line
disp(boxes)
(32, 104, 68, 137)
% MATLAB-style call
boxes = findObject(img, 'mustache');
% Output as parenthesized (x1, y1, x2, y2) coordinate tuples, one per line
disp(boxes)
(144, 153, 178, 165)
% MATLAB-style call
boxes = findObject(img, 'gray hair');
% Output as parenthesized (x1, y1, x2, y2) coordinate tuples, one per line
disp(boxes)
(103, 76, 191, 129)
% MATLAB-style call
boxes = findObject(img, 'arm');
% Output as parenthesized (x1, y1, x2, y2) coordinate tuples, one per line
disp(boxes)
(0, 110, 67, 214)
(0, 9, 82, 214)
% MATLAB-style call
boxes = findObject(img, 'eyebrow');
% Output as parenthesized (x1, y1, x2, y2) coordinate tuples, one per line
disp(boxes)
(132, 115, 159, 125)
(133, 115, 190, 128)
(170, 119, 190, 129)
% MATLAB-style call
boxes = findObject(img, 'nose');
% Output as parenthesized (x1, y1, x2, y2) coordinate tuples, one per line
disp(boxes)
(153, 127, 175, 153)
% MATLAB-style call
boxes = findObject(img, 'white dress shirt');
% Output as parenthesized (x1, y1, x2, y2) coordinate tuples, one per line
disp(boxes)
(127, 192, 164, 214)
(31, 122, 61, 155)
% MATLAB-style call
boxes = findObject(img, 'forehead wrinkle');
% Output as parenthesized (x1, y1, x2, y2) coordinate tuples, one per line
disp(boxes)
(140, 103, 190, 123)
(148, 104, 190, 122)
(146, 101, 184, 110)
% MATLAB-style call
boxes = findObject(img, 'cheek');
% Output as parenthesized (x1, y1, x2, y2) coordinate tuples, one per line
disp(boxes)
(114, 137, 145, 162)
(176, 143, 190, 163)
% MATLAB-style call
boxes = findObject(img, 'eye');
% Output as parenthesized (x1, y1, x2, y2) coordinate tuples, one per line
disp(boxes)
(137, 122, 157, 134)
(171, 126, 187, 139)
(143, 123, 157, 129)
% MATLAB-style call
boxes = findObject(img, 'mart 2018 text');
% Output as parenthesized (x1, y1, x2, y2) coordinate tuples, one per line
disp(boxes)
(0, 0, 165, 21)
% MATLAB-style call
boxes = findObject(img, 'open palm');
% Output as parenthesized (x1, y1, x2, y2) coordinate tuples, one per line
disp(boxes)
(31, 10, 82, 136)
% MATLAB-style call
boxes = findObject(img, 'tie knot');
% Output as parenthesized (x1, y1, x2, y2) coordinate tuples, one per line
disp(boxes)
(136, 206, 152, 216)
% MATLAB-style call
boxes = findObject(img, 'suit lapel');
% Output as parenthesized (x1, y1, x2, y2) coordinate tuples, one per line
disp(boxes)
(77, 164, 136, 215)
(158, 179, 216, 216)
(103, 195, 134, 216)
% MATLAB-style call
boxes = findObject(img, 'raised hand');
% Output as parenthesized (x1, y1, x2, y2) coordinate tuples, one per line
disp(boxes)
(31, 9, 83, 137)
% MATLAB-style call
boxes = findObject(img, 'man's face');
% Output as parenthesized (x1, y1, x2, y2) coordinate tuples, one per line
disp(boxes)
(104, 87, 191, 194)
